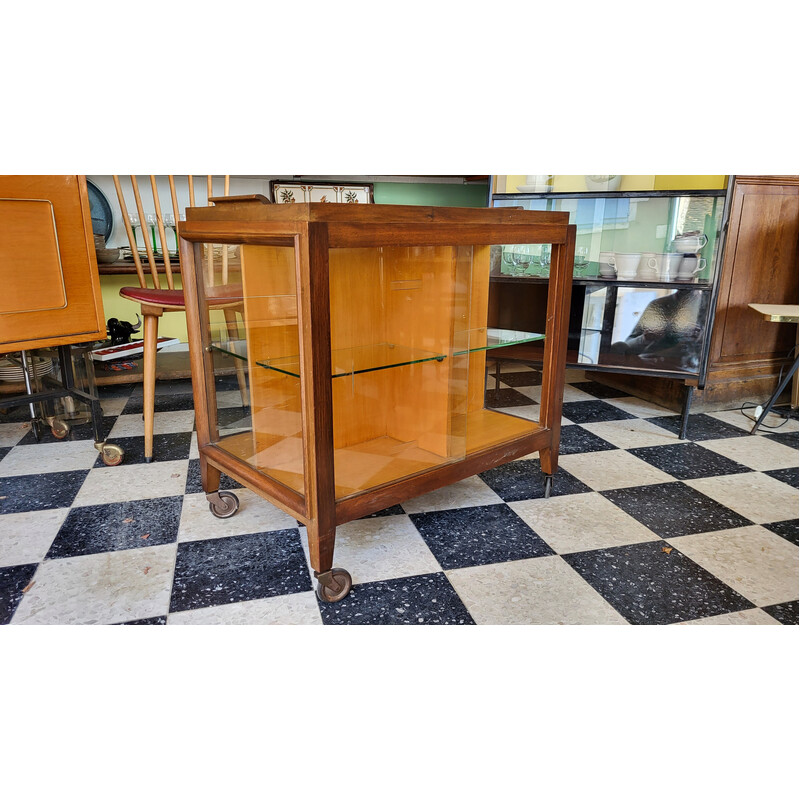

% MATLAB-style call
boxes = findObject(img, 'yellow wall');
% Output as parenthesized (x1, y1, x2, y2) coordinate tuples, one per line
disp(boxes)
(101, 276, 190, 342)
(496, 175, 727, 193)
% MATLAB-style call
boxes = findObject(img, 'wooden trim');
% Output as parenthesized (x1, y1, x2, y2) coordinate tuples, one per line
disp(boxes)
(334, 428, 552, 525)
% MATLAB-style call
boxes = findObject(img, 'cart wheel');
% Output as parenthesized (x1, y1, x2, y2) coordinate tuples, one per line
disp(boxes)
(543, 475, 554, 499)
(209, 490, 240, 519)
(51, 420, 70, 439)
(315, 568, 352, 603)
(101, 443, 124, 466)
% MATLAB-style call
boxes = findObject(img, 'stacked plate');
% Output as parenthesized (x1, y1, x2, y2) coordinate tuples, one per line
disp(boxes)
(0, 356, 53, 383)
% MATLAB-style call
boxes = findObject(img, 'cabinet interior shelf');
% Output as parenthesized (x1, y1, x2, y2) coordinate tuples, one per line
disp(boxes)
(210, 328, 545, 379)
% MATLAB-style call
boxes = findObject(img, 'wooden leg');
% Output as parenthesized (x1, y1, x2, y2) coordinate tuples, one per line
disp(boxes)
(224, 308, 248, 407)
(306, 519, 336, 575)
(200, 455, 221, 495)
(142, 313, 158, 462)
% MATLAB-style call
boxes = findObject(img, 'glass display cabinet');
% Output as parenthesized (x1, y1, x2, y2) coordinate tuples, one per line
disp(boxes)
(489, 187, 730, 435)
(179, 198, 575, 602)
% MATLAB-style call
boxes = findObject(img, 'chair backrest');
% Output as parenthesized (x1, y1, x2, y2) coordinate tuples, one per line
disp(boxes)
(111, 175, 230, 290)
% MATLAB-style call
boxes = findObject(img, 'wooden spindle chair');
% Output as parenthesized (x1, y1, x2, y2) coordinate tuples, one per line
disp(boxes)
(112, 175, 247, 462)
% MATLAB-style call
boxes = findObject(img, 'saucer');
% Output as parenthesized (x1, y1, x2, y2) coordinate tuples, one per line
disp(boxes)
(516, 184, 552, 193)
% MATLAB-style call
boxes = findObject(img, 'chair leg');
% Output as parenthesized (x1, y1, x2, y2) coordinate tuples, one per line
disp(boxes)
(142, 313, 159, 462)
(225, 309, 248, 407)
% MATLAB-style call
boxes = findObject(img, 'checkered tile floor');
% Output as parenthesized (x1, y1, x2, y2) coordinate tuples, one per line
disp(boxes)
(1, 366, 797, 625)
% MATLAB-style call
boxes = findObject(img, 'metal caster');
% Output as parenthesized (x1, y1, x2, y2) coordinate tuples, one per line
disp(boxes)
(51, 419, 70, 439)
(208, 490, 240, 519)
(314, 568, 352, 603)
(101, 443, 124, 466)
(543, 475, 554, 499)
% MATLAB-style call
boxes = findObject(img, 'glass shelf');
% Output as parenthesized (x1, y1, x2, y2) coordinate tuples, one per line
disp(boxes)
(210, 328, 545, 379)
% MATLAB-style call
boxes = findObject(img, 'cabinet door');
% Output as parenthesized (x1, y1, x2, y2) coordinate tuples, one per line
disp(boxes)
(0, 176, 106, 351)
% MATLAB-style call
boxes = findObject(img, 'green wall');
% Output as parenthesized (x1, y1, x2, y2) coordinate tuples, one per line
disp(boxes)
(372, 181, 488, 207)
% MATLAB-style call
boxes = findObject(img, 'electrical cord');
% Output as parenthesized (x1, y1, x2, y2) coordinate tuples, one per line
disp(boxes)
(739, 344, 799, 429)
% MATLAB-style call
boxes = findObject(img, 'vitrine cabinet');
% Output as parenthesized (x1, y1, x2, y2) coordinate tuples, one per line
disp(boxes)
(179, 198, 575, 602)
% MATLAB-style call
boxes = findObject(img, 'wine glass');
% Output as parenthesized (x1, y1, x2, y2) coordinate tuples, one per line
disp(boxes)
(145, 213, 159, 255)
(127, 212, 141, 252)
(511, 245, 533, 276)
(164, 213, 176, 256)
(574, 246, 589, 276)
(538, 245, 551, 276)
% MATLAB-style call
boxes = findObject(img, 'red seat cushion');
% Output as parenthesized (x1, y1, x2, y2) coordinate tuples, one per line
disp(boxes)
(120, 287, 185, 307)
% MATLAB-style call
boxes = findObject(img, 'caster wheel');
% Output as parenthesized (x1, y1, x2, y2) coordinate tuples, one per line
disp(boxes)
(209, 490, 240, 519)
(543, 475, 554, 499)
(315, 568, 352, 603)
(51, 421, 70, 439)
(101, 444, 124, 466)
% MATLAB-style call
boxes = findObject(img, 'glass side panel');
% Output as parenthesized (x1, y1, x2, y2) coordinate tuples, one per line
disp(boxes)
(492, 194, 725, 284)
(198, 241, 306, 498)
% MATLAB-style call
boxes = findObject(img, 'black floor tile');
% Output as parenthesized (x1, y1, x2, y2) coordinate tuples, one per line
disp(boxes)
(479, 459, 592, 502)
(570, 381, 631, 399)
(216, 408, 252, 428)
(762, 600, 799, 625)
(647, 414, 750, 441)
(46, 496, 183, 559)
(129, 378, 193, 397)
(0, 470, 88, 514)
(497, 370, 543, 388)
(16, 416, 116, 446)
(563, 540, 755, 625)
(629, 442, 753, 480)
(0, 563, 37, 625)
(409, 504, 553, 570)
(763, 519, 799, 546)
(763, 467, 799, 488)
(484, 387, 536, 409)
(123, 393, 196, 414)
(763, 431, 799, 450)
(0, 446, 10, 464)
(318, 572, 474, 625)
(601, 482, 753, 538)
(118, 615, 168, 625)
(557, 425, 619, 455)
(97, 383, 135, 399)
(169, 529, 311, 613)
(561, 400, 636, 424)
(359, 504, 406, 519)
(185, 459, 243, 494)
(93, 432, 193, 468)
(214, 375, 244, 392)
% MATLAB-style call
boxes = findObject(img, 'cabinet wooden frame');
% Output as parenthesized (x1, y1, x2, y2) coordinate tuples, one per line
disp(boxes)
(179, 200, 575, 579)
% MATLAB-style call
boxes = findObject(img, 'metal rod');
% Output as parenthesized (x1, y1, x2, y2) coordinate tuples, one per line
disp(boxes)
(19, 350, 40, 441)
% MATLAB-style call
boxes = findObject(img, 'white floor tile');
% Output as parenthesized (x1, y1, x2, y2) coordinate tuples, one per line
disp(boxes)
(72, 460, 189, 506)
(706, 408, 799, 435)
(0, 423, 29, 447)
(168, 591, 322, 624)
(675, 608, 781, 625)
(446, 555, 628, 624)
(110, 409, 195, 438)
(559, 449, 675, 492)
(401, 475, 502, 514)
(605, 396, 673, 417)
(697, 435, 799, 471)
(0, 440, 100, 477)
(0, 507, 69, 567)
(583, 418, 681, 449)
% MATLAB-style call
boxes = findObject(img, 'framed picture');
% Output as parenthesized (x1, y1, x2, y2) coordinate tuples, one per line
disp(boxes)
(269, 180, 374, 204)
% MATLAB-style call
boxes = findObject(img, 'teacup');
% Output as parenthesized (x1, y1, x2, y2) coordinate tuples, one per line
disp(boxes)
(614, 252, 641, 279)
(598, 251, 617, 278)
(654, 253, 684, 281)
(636, 252, 659, 280)
(675, 255, 707, 279)
(674, 233, 708, 253)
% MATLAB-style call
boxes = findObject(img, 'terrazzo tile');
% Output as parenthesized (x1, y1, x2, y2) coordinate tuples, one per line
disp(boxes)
(764, 431, 799, 450)
(762, 519, 798, 546)
(298, 515, 440, 585)
(558, 449, 674, 492)
(110, 409, 195, 438)
(561, 400, 637, 425)
(123, 392, 196, 414)
(99, 396, 130, 417)
(582, 418, 681, 449)
(568, 380, 630, 399)
(93, 432, 193, 468)
(129, 378, 193, 397)
(10, 544, 176, 625)
(647, 413, 750, 441)
(400, 475, 503, 514)
(556, 425, 618, 455)
(168, 591, 323, 625)
(0, 446, 11, 464)
(601, 482, 752, 537)
(0, 423, 29, 447)
(0, 470, 88, 514)
(706, 408, 799, 435)
(485, 387, 537, 408)
(761, 600, 799, 625)
(72, 460, 188, 506)
(675, 608, 781, 625)
(508, 493, 660, 554)
(178, 489, 298, 542)
(46, 496, 183, 559)
(564, 369, 587, 383)
(628, 442, 753, 480)
(604, 396, 678, 418)
(0, 439, 103, 477)
(409, 504, 554, 570)
(0, 562, 37, 624)
(685, 472, 799, 525)
(0, 508, 69, 567)
(666, 526, 800, 607)
(497, 370, 543, 387)
(119, 615, 167, 625)
(562, 540, 755, 625)
(184, 458, 243, 494)
(317, 572, 474, 625)
(763, 467, 799, 488)
(357, 504, 406, 518)
(446, 556, 628, 625)
(15, 416, 116, 446)
(697, 435, 799, 472)
(169, 529, 311, 613)
(479, 458, 592, 502)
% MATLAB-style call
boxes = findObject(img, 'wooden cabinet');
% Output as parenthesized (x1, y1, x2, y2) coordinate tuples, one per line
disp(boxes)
(179, 198, 575, 601)
(0, 176, 106, 352)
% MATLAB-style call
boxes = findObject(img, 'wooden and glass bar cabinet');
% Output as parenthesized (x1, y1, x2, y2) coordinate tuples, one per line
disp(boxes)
(179, 198, 575, 602)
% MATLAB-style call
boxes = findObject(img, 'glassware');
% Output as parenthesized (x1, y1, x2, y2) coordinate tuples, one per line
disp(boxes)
(574, 246, 589, 276)
(145, 213, 159, 254)
(538, 244, 551, 276)
(128, 212, 141, 252)
(164, 213, 177, 256)
(511, 244, 534, 275)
